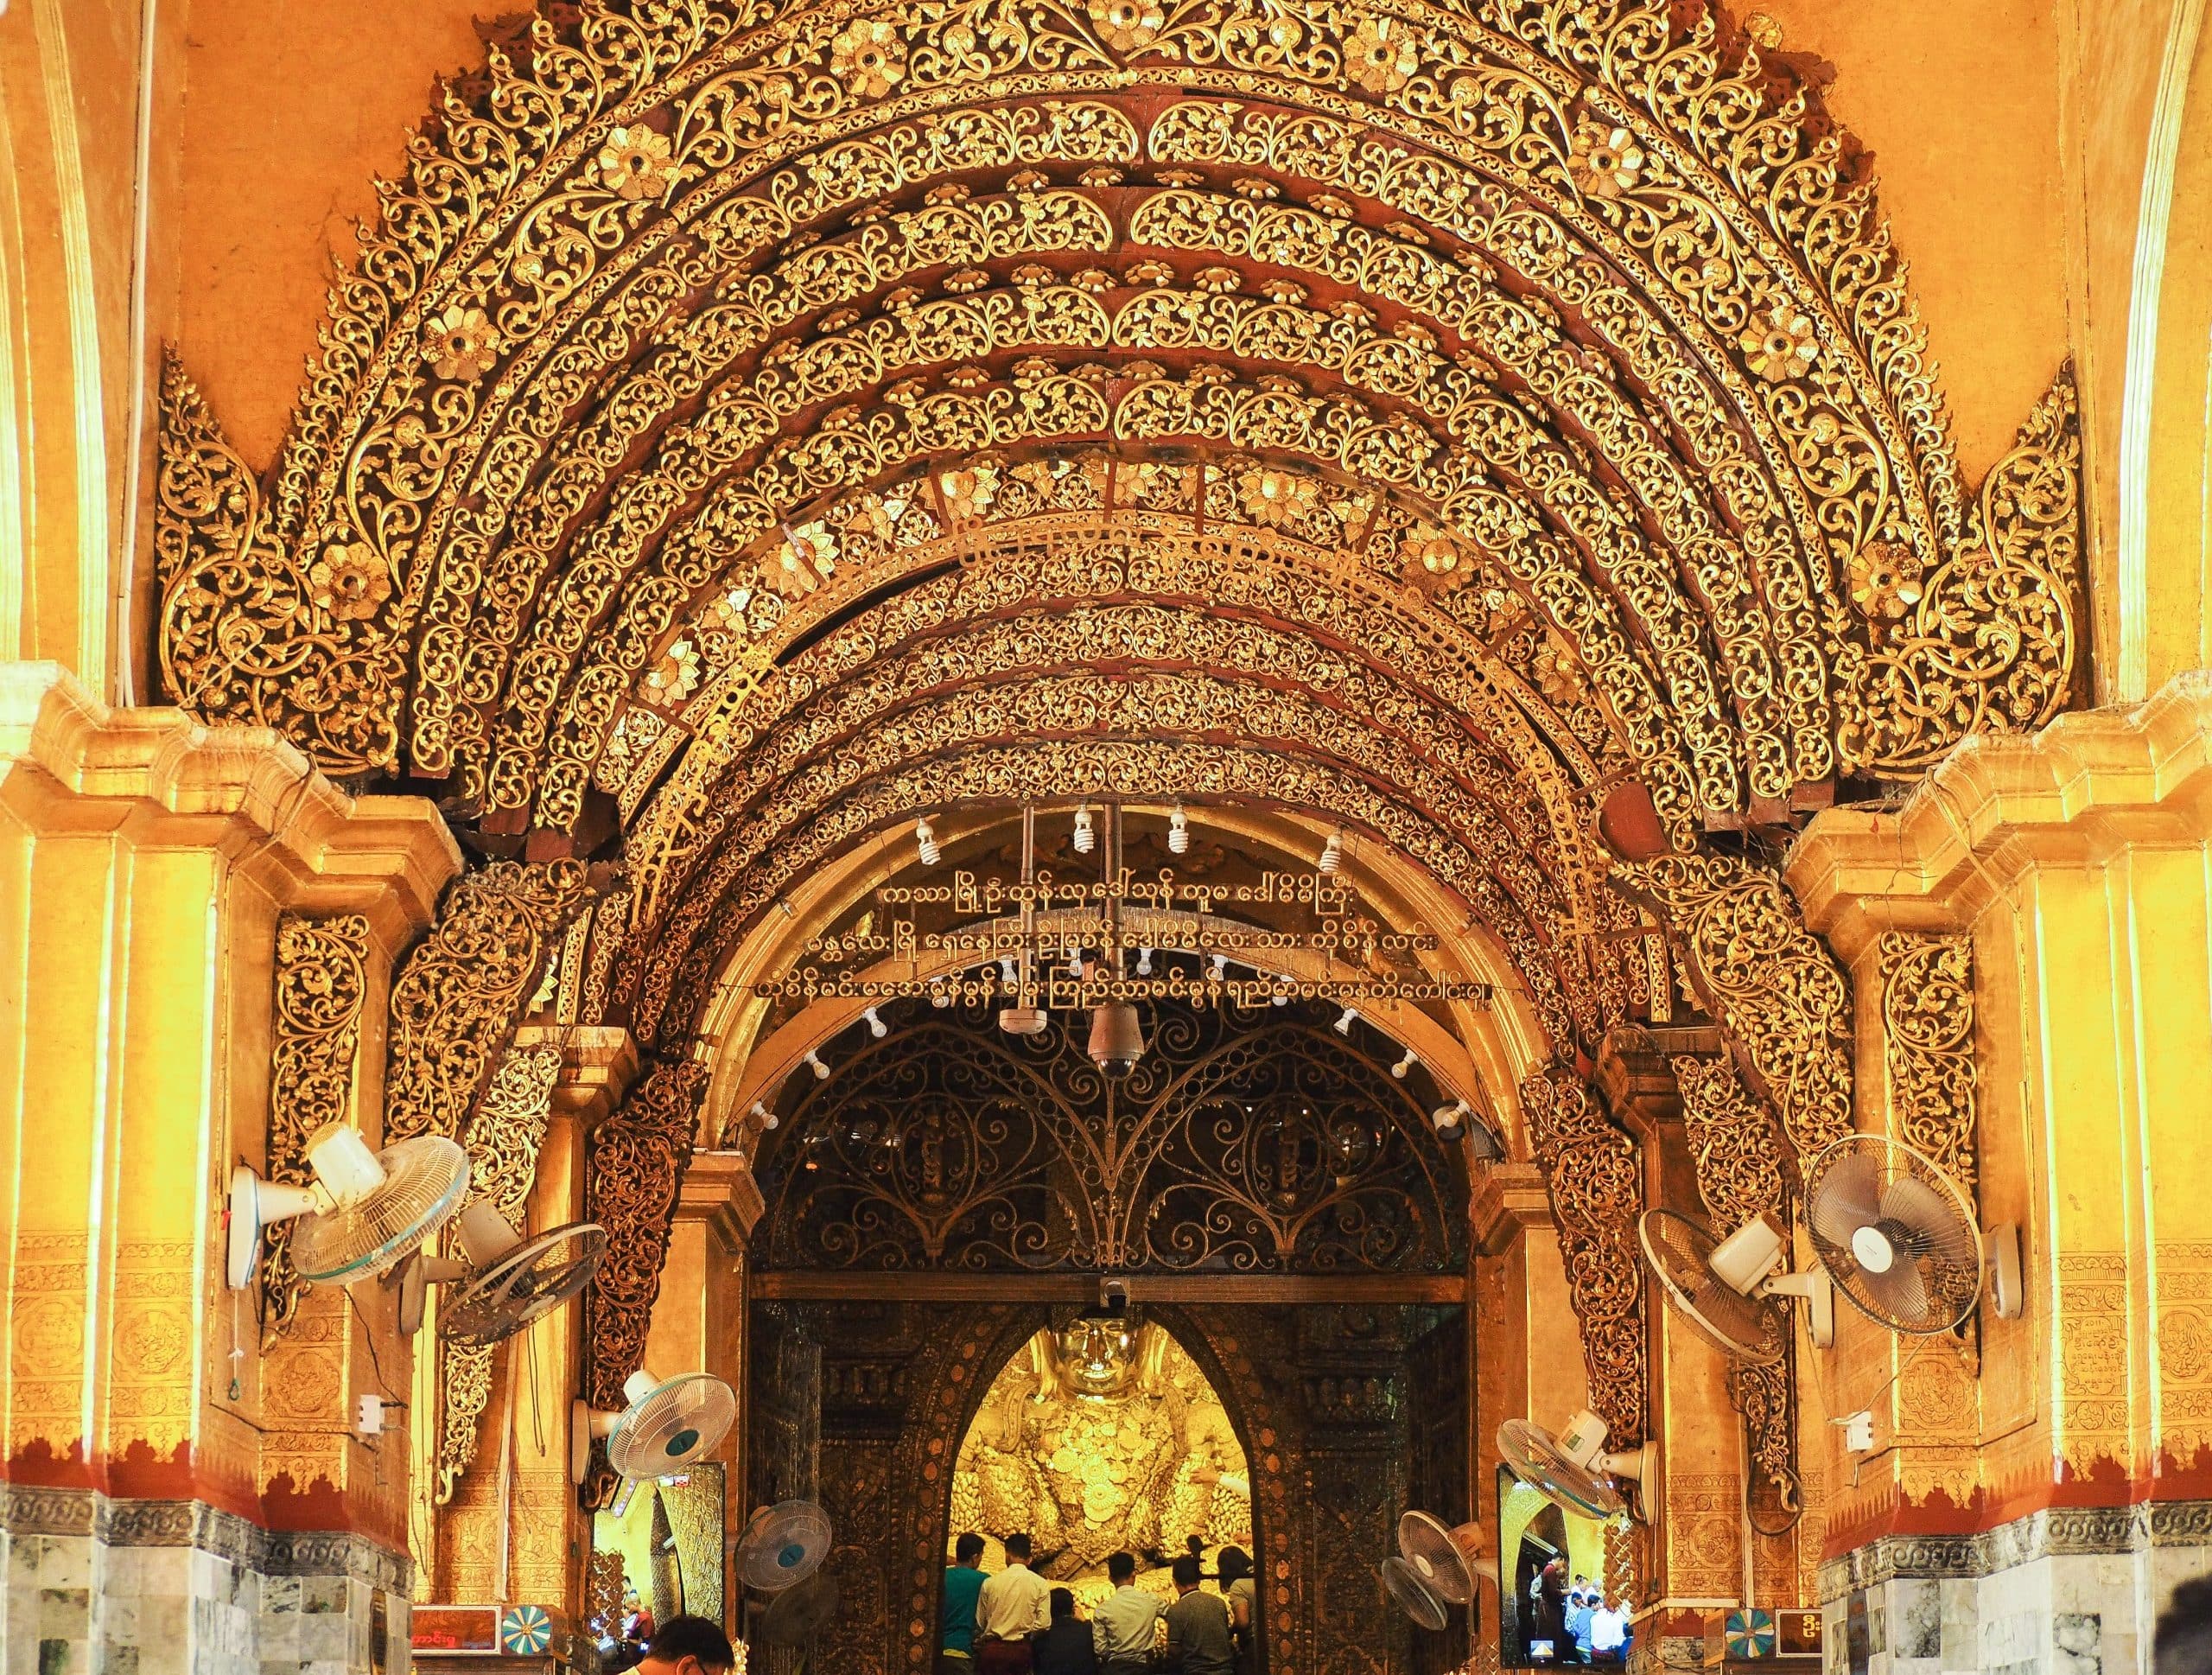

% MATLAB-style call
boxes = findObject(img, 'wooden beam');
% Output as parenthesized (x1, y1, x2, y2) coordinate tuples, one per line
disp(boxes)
(747, 1271, 1465, 1302)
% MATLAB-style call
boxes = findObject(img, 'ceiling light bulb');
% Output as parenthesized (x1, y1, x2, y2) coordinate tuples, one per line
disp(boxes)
(1072, 803, 1096, 854)
(804, 1049, 830, 1080)
(1168, 802, 1190, 855)
(1334, 1006, 1358, 1035)
(753, 1099, 779, 1132)
(1136, 946, 1154, 977)
(930, 978, 952, 1008)
(1392, 1048, 1418, 1079)
(1211, 953, 1229, 980)
(1068, 945, 1085, 979)
(1271, 992, 1288, 1007)
(915, 816, 940, 866)
(1000, 956, 1019, 987)
(1319, 829, 1344, 874)
(863, 1006, 887, 1039)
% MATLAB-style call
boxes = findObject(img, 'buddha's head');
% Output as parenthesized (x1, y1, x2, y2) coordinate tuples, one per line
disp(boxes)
(1052, 1310, 1145, 1398)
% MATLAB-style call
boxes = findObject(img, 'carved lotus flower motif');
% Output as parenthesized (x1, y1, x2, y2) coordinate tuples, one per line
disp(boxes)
(1238, 466, 1319, 528)
(1848, 541, 1925, 620)
(1567, 119, 1644, 201)
(1123, 258, 1177, 286)
(830, 18, 906, 98)
(938, 465, 1000, 521)
(423, 304, 501, 383)
(1741, 300, 1820, 381)
(641, 639, 700, 706)
(1088, 0, 1165, 53)
(309, 540, 391, 622)
(1530, 637, 1581, 705)
(1410, 525, 1460, 575)
(1344, 16, 1419, 93)
(595, 125, 678, 201)
(781, 520, 839, 583)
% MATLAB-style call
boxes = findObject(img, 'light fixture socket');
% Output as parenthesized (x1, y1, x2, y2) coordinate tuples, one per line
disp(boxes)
(1088, 1002, 1146, 1079)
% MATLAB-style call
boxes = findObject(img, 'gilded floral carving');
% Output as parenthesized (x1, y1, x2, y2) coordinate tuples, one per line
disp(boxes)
(1878, 932, 1979, 1190)
(262, 914, 372, 1328)
(384, 860, 593, 1147)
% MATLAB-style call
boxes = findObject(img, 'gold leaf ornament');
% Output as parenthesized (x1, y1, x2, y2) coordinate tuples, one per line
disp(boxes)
(308, 539, 391, 623)
(1087, 0, 1164, 53)
(594, 124, 680, 201)
(829, 16, 906, 98)
(1566, 118, 1645, 201)
(422, 303, 501, 384)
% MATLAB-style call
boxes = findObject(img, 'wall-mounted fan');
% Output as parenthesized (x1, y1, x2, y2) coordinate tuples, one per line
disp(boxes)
(1397, 1510, 1495, 1606)
(1382, 1556, 1449, 1631)
(392, 1200, 607, 1347)
(1497, 1411, 1652, 1520)
(1638, 1209, 1801, 1363)
(569, 1369, 737, 1486)
(1804, 1135, 2024, 1332)
(757, 1572, 840, 1648)
(226, 1122, 468, 1290)
(734, 1500, 835, 1594)
(1700, 1213, 1839, 1350)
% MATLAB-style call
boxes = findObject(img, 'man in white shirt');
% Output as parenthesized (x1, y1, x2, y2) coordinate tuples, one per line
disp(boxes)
(1589, 1599, 1630, 1662)
(975, 1532, 1053, 1673)
(1092, 1551, 1167, 1675)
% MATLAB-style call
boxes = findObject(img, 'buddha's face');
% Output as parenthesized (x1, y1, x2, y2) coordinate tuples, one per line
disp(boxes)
(1054, 1314, 1141, 1398)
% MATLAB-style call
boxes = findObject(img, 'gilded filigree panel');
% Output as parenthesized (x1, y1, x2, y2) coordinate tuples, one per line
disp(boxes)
(384, 860, 592, 1146)
(1877, 931, 1979, 1190)
(262, 913, 372, 1327)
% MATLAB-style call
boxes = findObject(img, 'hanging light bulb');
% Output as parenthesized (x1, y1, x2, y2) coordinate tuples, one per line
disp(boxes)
(863, 1006, 887, 1039)
(1067, 945, 1085, 979)
(1334, 1006, 1359, 1036)
(1072, 803, 1096, 855)
(1135, 946, 1154, 977)
(1088, 1000, 1147, 1079)
(804, 1049, 830, 1080)
(1271, 990, 1289, 1007)
(930, 977, 953, 1008)
(1168, 802, 1190, 856)
(752, 1099, 779, 1132)
(1392, 1048, 1419, 1080)
(1211, 953, 1230, 980)
(1319, 828, 1344, 875)
(1000, 956, 1019, 988)
(915, 815, 941, 866)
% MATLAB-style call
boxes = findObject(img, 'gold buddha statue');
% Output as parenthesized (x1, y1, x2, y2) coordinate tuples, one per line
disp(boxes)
(953, 1314, 1254, 1589)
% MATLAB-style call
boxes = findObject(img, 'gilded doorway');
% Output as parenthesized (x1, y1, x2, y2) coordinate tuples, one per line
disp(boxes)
(946, 1316, 1255, 1597)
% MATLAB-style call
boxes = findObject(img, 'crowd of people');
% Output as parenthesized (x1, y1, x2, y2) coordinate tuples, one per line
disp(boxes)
(1525, 1559, 1630, 1665)
(941, 1533, 1256, 1675)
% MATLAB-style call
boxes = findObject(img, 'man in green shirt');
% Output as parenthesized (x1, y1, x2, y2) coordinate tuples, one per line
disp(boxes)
(943, 1532, 988, 1672)
(1161, 1554, 1236, 1675)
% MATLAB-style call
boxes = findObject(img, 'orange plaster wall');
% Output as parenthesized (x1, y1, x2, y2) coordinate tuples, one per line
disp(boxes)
(162, 0, 2086, 486)
(168, 0, 484, 468)
(1752, 0, 2072, 483)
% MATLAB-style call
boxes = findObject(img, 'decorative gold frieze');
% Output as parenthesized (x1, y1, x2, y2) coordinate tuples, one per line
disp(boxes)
(1618, 853, 1853, 1162)
(1518, 1063, 1646, 1449)
(262, 913, 372, 1328)
(435, 1044, 562, 1504)
(1878, 931, 1979, 1191)
(384, 860, 593, 1147)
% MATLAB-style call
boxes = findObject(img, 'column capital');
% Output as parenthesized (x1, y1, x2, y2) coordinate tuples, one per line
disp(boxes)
(0, 661, 459, 933)
(515, 1024, 639, 1126)
(677, 1150, 765, 1253)
(1470, 1160, 1553, 1254)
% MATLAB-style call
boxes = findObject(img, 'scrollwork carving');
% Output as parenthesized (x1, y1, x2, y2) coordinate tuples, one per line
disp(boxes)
(261, 914, 372, 1327)
(1878, 932, 1979, 1191)
(1671, 1052, 1800, 1537)
(384, 860, 593, 1147)
(582, 1055, 711, 1506)
(1618, 853, 1853, 1162)
(436, 1044, 562, 1504)
(1518, 1063, 1645, 1449)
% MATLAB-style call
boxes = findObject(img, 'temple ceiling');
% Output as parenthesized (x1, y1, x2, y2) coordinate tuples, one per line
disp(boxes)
(156, 0, 2079, 1111)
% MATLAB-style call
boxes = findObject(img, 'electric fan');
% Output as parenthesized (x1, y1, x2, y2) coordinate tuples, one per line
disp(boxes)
(1396, 1509, 1496, 1606)
(757, 1572, 841, 1647)
(569, 1369, 737, 1485)
(1497, 1411, 1652, 1520)
(1638, 1209, 1798, 1364)
(734, 1500, 835, 1594)
(1803, 1135, 2017, 1334)
(392, 1199, 607, 1347)
(1697, 1213, 1839, 1350)
(226, 1122, 469, 1290)
(1381, 1557, 1449, 1632)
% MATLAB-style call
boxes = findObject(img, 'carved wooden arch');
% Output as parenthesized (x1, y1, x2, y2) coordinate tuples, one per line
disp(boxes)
(155, 0, 2082, 832)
